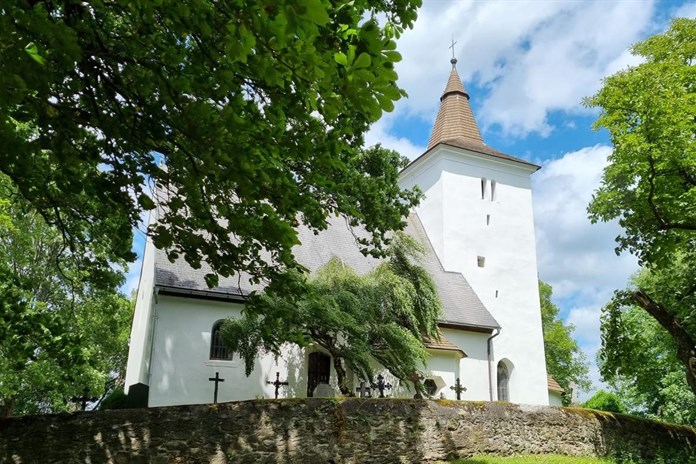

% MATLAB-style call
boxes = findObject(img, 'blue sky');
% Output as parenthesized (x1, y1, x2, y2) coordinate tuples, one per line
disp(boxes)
(123, 0, 696, 399)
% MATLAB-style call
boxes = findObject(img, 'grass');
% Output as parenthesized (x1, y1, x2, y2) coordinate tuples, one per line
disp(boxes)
(451, 455, 611, 464)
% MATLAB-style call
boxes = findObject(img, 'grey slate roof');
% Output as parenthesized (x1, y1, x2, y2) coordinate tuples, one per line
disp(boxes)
(154, 213, 499, 331)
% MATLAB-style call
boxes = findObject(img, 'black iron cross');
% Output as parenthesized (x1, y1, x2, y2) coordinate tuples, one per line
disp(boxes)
(356, 381, 371, 398)
(266, 371, 289, 399)
(371, 374, 393, 398)
(209, 371, 225, 404)
(70, 388, 97, 411)
(449, 34, 457, 59)
(450, 377, 467, 400)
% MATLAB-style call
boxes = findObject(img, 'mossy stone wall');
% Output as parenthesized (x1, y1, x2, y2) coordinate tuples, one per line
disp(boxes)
(1, 399, 695, 463)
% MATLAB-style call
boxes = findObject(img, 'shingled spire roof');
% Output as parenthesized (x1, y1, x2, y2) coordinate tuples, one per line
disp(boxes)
(427, 58, 484, 149)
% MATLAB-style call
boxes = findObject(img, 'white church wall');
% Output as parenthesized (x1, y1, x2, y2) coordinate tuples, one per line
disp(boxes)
(549, 391, 564, 407)
(124, 234, 157, 393)
(148, 296, 303, 406)
(401, 146, 549, 406)
(399, 155, 446, 260)
(424, 352, 459, 399)
(441, 328, 492, 401)
(147, 295, 352, 406)
(141, 295, 500, 406)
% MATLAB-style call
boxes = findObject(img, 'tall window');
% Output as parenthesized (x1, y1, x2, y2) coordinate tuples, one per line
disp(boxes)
(210, 320, 232, 360)
(491, 180, 497, 201)
(497, 361, 509, 401)
(481, 178, 488, 200)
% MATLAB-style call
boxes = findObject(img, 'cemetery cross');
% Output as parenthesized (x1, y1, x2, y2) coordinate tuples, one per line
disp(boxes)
(209, 371, 225, 404)
(266, 371, 289, 399)
(450, 377, 467, 400)
(371, 374, 393, 398)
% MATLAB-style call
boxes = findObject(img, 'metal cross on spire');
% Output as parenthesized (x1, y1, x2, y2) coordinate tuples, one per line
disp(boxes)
(449, 34, 458, 67)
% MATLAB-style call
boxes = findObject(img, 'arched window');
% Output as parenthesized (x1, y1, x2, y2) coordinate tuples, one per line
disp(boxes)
(497, 361, 509, 401)
(210, 320, 232, 360)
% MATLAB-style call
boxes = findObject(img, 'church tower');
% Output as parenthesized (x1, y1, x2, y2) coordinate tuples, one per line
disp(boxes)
(399, 57, 549, 405)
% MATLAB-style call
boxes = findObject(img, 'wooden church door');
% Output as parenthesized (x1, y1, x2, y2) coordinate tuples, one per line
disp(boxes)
(307, 352, 331, 397)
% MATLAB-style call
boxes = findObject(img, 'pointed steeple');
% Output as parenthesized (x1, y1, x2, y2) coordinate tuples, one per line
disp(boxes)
(427, 58, 484, 149)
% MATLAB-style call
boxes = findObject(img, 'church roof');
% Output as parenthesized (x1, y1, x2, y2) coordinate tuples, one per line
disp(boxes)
(547, 375, 564, 394)
(415, 59, 539, 172)
(428, 61, 483, 149)
(423, 335, 466, 358)
(154, 213, 500, 331)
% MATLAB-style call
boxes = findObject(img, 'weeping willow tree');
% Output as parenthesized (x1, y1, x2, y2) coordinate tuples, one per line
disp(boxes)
(221, 232, 442, 395)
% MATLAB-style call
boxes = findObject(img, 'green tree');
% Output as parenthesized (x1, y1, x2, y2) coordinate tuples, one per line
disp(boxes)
(587, 18, 696, 266)
(539, 280, 591, 404)
(582, 390, 626, 414)
(598, 259, 696, 424)
(587, 18, 696, 396)
(1, 0, 422, 292)
(0, 176, 132, 417)
(221, 233, 442, 395)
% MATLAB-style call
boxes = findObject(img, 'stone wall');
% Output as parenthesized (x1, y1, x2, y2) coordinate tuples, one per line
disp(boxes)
(2, 399, 696, 463)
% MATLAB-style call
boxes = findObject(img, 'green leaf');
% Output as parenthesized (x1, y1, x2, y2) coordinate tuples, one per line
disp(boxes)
(353, 53, 371, 69)
(333, 52, 348, 66)
(204, 273, 219, 288)
(303, 0, 330, 25)
(24, 42, 46, 65)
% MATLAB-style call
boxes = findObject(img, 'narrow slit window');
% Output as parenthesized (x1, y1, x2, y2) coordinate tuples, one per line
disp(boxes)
(491, 180, 497, 201)
(481, 178, 487, 200)
(497, 362, 509, 401)
(477, 256, 486, 268)
(486, 214, 491, 226)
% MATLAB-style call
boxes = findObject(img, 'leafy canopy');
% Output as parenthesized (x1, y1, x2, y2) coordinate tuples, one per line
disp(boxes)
(587, 18, 696, 267)
(1, 0, 422, 288)
(221, 232, 442, 394)
(0, 175, 132, 417)
(598, 254, 696, 425)
(582, 390, 626, 414)
(587, 18, 696, 401)
(539, 280, 590, 404)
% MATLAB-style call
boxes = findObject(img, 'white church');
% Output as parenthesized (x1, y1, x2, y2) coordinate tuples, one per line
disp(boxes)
(124, 58, 564, 408)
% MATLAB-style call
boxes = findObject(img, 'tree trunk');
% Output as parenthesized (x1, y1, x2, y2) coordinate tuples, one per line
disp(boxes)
(332, 356, 351, 396)
(410, 371, 424, 399)
(0, 398, 16, 418)
(632, 290, 696, 396)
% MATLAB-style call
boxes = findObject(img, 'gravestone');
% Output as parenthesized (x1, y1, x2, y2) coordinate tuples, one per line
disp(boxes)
(313, 383, 337, 398)
(125, 383, 149, 408)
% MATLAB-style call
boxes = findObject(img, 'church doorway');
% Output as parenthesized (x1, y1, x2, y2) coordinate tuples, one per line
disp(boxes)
(307, 352, 331, 397)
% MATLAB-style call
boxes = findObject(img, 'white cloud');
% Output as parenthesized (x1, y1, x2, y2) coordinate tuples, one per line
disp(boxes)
(366, 114, 425, 160)
(533, 145, 637, 301)
(675, 2, 696, 19)
(390, 0, 657, 138)
(533, 145, 639, 399)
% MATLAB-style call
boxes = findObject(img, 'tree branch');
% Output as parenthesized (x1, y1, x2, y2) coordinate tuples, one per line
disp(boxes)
(632, 289, 696, 395)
